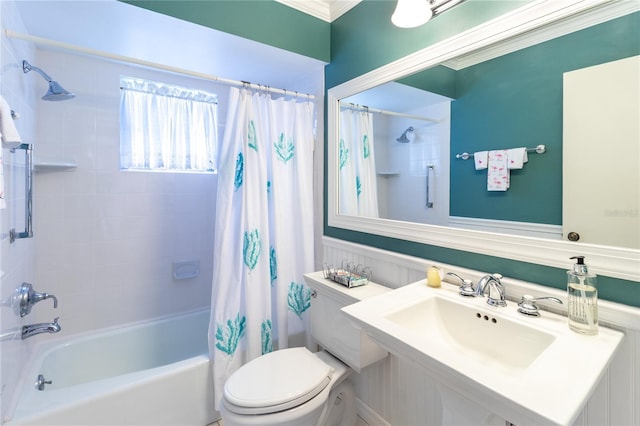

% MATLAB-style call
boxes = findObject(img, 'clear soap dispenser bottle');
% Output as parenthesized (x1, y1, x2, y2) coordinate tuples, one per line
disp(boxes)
(567, 256, 598, 335)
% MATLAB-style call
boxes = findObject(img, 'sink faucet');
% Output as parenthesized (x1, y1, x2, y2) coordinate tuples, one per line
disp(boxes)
(22, 317, 61, 339)
(476, 274, 507, 307)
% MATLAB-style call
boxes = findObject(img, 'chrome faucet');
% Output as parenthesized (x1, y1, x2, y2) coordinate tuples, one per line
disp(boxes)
(15, 283, 58, 317)
(476, 273, 507, 306)
(22, 317, 61, 339)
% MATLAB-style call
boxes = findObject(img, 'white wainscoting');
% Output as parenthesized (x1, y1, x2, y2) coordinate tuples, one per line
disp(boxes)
(322, 237, 639, 426)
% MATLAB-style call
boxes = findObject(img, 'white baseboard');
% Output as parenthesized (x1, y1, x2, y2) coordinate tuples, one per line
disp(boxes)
(356, 398, 391, 426)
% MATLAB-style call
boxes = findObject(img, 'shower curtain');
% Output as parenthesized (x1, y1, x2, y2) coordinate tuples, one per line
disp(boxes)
(339, 109, 379, 217)
(209, 87, 315, 409)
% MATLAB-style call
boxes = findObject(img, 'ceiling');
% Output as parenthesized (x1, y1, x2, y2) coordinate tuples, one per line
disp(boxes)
(12, 1, 328, 95)
(275, 0, 362, 22)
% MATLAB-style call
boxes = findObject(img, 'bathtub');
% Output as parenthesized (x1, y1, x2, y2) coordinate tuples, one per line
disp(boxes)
(7, 309, 218, 426)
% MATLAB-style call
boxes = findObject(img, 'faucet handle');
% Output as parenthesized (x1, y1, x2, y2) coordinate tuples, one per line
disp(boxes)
(446, 272, 475, 297)
(16, 283, 58, 317)
(517, 294, 563, 317)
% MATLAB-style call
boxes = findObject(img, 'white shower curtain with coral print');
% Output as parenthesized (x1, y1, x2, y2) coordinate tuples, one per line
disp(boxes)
(339, 109, 379, 217)
(209, 87, 315, 409)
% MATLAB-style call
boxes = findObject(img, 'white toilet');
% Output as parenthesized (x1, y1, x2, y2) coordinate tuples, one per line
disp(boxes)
(219, 271, 390, 426)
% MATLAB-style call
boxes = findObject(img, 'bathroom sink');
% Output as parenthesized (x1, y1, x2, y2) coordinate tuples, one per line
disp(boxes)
(385, 296, 555, 373)
(342, 279, 624, 425)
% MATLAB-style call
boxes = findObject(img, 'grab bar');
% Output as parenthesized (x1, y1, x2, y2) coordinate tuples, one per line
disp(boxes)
(9, 143, 33, 243)
(426, 164, 434, 208)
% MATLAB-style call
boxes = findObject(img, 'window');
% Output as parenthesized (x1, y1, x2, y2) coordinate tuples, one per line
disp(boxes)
(120, 76, 218, 172)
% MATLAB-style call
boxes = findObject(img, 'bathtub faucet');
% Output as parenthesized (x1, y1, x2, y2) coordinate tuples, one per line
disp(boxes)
(22, 317, 61, 339)
(15, 283, 58, 317)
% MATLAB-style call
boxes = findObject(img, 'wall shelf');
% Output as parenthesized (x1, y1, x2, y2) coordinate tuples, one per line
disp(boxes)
(377, 171, 399, 177)
(33, 157, 77, 172)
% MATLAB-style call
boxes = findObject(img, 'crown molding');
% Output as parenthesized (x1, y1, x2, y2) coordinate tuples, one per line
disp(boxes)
(275, 0, 362, 22)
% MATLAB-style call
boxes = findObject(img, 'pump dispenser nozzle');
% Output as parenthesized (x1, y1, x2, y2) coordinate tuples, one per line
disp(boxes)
(570, 255, 589, 274)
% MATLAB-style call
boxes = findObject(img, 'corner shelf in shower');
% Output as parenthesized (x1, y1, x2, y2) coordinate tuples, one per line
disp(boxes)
(376, 171, 399, 177)
(33, 156, 77, 172)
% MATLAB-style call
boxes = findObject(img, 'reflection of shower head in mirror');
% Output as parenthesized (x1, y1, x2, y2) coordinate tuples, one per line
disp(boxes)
(396, 126, 414, 143)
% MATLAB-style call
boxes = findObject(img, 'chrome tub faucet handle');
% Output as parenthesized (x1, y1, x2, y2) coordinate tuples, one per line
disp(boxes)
(15, 283, 58, 317)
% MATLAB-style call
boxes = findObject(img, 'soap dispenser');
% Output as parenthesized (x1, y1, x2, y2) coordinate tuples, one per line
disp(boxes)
(427, 266, 442, 288)
(567, 256, 598, 335)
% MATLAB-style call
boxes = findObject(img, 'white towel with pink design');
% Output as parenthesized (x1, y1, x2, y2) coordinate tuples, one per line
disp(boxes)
(487, 150, 509, 191)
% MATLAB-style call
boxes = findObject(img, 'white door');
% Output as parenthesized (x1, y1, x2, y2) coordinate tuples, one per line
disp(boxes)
(563, 55, 639, 249)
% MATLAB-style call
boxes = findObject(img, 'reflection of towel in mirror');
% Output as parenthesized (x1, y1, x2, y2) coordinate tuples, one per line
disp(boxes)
(487, 150, 509, 191)
(474, 151, 488, 170)
(507, 147, 528, 169)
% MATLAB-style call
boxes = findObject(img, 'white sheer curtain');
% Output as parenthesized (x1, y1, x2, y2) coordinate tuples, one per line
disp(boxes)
(339, 109, 379, 217)
(120, 76, 218, 171)
(208, 87, 315, 409)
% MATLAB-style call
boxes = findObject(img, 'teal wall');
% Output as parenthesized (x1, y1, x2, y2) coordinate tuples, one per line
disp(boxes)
(121, 0, 330, 62)
(326, 2, 640, 307)
(327, 0, 529, 86)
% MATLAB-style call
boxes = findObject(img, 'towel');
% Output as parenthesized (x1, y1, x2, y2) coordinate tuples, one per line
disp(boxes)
(0, 96, 23, 210)
(487, 150, 509, 191)
(1, 96, 22, 148)
(507, 147, 528, 169)
(474, 151, 488, 170)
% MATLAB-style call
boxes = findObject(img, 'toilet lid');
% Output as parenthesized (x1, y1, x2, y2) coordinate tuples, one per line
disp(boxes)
(223, 347, 333, 415)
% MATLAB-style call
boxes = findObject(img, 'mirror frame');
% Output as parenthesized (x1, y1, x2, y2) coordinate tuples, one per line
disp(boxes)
(327, 0, 640, 282)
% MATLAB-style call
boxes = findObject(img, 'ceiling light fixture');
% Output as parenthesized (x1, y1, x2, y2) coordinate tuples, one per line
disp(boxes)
(391, 0, 466, 28)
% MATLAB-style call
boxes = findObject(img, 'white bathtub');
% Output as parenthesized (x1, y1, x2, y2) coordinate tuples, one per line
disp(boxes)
(7, 309, 218, 426)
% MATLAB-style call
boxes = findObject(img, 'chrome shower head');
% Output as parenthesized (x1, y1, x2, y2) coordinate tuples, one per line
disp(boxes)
(396, 126, 414, 143)
(22, 60, 75, 101)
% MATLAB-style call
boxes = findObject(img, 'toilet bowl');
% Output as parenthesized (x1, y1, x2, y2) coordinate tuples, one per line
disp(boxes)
(219, 271, 390, 426)
(220, 348, 355, 426)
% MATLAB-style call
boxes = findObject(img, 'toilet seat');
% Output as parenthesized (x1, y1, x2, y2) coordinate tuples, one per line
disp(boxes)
(223, 347, 334, 415)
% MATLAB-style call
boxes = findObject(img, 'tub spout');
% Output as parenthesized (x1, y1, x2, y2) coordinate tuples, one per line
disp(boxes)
(22, 317, 61, 339)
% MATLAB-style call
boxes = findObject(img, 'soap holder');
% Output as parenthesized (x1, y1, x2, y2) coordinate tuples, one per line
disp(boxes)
(173, 260, 200, 280)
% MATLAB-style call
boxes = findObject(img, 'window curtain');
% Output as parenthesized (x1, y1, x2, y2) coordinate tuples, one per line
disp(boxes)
(339, 109, 379, 217)
(208, 87, 315, 409)
(120, 77, 218, 171)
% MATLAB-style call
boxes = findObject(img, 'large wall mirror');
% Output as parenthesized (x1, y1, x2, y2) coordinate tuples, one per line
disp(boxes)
(328, 1, 639, 281)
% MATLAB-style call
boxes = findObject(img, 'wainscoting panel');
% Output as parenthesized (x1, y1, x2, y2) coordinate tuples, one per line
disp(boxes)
(323, 237, 639, 426)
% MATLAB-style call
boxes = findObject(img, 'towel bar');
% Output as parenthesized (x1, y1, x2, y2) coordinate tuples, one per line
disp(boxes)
(455, 144, 545, 160)
(9, 143, 33, 243)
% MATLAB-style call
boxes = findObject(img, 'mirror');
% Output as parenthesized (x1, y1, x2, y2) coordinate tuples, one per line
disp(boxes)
(328, 1, 639, 281)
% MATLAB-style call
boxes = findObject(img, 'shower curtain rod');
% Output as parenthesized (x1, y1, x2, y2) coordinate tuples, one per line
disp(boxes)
(340, 101, 440, 124)
(5, 29, 315, 100)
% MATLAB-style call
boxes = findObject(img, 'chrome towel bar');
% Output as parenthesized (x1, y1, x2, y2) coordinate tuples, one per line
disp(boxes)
(455, 144, 545, 160)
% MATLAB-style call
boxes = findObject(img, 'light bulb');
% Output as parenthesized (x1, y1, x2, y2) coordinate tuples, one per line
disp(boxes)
(391, 0, 433, 28)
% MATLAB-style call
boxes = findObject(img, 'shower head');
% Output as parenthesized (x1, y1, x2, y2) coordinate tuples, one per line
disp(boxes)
(22, 60, 75, 101)
(396, 126, 414, 143)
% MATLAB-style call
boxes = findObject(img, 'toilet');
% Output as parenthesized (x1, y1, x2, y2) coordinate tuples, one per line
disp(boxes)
(219, 271, 390, 426)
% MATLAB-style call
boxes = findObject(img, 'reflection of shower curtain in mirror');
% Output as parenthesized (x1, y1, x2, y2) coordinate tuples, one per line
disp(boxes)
(339, 110, 379, 217)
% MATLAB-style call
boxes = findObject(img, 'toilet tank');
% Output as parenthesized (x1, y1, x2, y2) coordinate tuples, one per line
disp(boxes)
(303, 271, 389, 373)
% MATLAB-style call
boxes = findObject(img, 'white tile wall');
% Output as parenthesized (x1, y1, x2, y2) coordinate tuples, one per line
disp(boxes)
(27, 49, 221, 333)
(323, 237, 640, 426)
